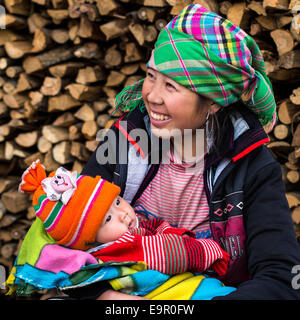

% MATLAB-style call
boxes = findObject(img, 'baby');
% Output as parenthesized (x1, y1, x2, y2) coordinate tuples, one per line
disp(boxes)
(19, 160, 229, 276)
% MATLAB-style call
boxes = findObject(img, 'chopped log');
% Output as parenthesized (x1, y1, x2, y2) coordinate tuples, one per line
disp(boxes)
(0, 230, 13, 242)
(71, 141, 90, 162)
(290, 87, 300, 105)
(31, 28, 52, 53)
(42, 125, 69, 144)
(48, 94, 81, 112)
(1, 189, 30, 214)
(104, 45, 123, 67)
(1, 243, 17, 259)
(69, 123, 83, 141)
(3, 93, 27, 109)
(52, 112, 76, 127)
(120, 63, 139, 75)
(15, 131, 38, 148)
(270, 29, 294, 56)
(74, 104, 95, 122)
(75, 66, 105, 84)
(52, 141, 74, 164)
(144, 0, 166, 6)
(27, 13, 51, 33)
(40, 77, 62, 96)
(248, 1, 266, 15)
(4, 0, 31, 16)
(28, 91, 45, 108)
(106, 70, 126, 87)
(227, 2, 248, 28)
(279, 50, 300, 69)
(144, 25, 158, 42)
(0, 30, 24, 46)
(16, 73, 40, 93)
(277, 100, 300, 124)
(288, 150, 300, 165)
(4, 41, 33, 59)
(23, 46, 75, 74)
(81, 120, 98, 140)
(49, 62, 85, 78)
(0, 177, 18, 194)
(286, 192, 300, 208)
(37, 136, 52, 154)
(99, 19, 130, 40)
(129, 22, 145, 46)
(292, 124, 300, 147)
(6, 66, 23, 78)
(97, 114, 110, 128)
(124, 42, 143, 62)
(46, 9, 69, 24)
(155, 19, 167, 31)
(292, 206, 300, 224)
(96, 0, 118, 16)
(78, 15, 94, 39)
(0, 213, 19, 228)
(296, 147, 300, 159)
(273, 124, 290, 140)
(44, 150, 60, 171)
(263, 0, 289, 10)
(65, 83, 102, 101)
(287, 170, 300, 184)
(5, 13, 27, 30)
(256, 16, 277, 30)
(50, 29, 70, 44)
(138, 7, 156, 22)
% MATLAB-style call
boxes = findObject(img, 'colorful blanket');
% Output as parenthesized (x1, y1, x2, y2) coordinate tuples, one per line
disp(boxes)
(6, 218, 236, 299)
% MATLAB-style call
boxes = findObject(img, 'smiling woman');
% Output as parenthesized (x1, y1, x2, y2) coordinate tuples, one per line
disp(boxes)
(77, 3, 300, 300)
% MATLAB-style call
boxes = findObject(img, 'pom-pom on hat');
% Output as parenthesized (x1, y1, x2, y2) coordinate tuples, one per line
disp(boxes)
(19, 160, 121, 250)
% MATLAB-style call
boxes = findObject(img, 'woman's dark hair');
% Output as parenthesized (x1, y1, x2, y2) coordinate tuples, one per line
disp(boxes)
(210, 102, 241, 157)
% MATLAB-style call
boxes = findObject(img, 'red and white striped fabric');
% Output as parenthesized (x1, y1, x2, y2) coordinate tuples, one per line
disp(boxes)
(92, 218, 230, 276)
(135, 146, 210, 237)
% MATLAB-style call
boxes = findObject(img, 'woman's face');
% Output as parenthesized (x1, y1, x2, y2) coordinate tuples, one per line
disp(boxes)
(142, 68, 219, 139)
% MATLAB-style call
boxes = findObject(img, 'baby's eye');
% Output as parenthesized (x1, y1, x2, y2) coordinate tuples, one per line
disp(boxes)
(116, 198, 120, 206)
(105, 215, 112, 223)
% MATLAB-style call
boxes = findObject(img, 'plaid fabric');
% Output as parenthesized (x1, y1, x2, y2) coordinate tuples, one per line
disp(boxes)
(115, 4, 277, 132)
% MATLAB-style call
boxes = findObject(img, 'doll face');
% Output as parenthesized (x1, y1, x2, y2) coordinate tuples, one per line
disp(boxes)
(50, 173, 73, 193)
(96, 196, 137, 243)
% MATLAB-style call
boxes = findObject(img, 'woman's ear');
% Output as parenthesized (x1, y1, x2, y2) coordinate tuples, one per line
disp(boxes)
(209, 103, 221, 115)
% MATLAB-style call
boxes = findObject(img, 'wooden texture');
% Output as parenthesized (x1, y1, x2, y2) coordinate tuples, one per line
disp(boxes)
(0, 0, 300, 300)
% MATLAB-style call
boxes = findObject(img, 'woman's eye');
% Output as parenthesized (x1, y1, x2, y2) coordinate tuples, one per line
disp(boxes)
(116, 198, 120, 206)
(105, 215, 112, 223)
(166, 82, 176, 90)
(147, 72, 154, 79)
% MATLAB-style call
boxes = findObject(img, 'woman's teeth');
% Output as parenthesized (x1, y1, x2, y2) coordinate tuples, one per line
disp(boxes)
(150, 111, 170, 121)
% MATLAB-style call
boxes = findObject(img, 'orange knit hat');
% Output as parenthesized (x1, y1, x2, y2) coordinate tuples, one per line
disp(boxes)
(19, 160, 121, 250)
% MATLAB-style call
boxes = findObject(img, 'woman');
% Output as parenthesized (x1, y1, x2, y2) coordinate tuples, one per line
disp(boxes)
(69, 4, 300, 299)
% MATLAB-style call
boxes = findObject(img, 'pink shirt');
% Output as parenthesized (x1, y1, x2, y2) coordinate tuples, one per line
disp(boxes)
(135, 146, 211, 239)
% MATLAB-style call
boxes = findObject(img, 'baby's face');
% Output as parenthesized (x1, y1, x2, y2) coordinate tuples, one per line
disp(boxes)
(96, 196, 137, 243)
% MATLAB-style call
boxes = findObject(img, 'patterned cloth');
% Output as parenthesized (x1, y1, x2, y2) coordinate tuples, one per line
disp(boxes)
(115, 4, 277, 132)
(5, 218, 235, 299)
(90, 217, 230, 276)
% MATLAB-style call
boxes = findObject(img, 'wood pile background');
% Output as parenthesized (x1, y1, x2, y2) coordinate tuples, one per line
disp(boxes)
(0, 0, 300, 299)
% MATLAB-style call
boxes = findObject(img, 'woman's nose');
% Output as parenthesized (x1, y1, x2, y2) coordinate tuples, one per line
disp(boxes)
(147, 83, 163, 105)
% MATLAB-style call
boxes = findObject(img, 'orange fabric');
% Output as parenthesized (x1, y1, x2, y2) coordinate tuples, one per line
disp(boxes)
(19, 161, 47, 193)
(20, 160, 121, 250)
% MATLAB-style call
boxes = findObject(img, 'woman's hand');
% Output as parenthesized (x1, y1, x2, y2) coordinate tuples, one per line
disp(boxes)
(97, 289, 149, 300)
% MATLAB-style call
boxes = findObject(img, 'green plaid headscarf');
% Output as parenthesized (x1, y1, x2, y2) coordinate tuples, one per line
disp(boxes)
(115, 4, 277, 132)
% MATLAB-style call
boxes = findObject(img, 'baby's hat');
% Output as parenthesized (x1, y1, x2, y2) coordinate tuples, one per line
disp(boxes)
(19, 160, 120, 250)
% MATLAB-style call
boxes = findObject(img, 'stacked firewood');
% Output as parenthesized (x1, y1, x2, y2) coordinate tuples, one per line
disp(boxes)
(0, 0, 300, 298)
